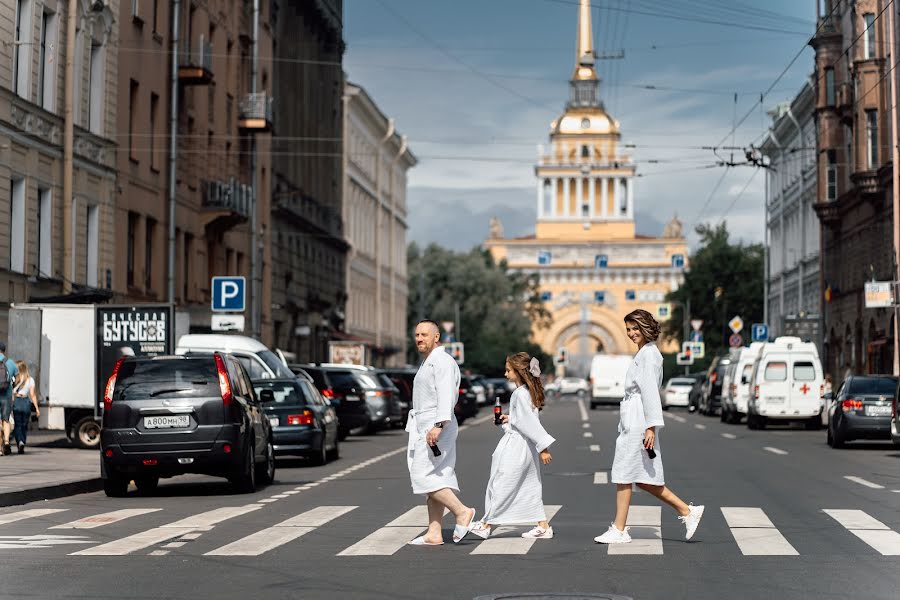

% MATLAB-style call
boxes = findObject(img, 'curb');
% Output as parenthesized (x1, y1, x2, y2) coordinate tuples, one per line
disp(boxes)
(0, 477, 104, 508)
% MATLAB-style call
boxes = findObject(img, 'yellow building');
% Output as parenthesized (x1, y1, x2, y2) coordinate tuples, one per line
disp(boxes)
(484, 0, 688, 375)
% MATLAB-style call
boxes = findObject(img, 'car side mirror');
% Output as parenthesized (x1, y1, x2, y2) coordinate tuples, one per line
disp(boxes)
(259, 389, 275, 403)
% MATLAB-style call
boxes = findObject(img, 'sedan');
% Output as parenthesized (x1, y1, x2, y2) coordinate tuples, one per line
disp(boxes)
(558, 377, 589, 396)
(827, 375, 899, 448)
(663, 377, 695, 409)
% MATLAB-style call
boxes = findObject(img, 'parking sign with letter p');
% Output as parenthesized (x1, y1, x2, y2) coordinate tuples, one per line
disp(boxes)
(211, 276, 246, 312)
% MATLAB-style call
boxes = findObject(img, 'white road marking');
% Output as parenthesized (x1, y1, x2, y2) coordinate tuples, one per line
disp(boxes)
(583, 431, 594, 438)
(577, 398, 589, 422)
(763, 446, 788, 455)
(824, 509, 900, 555)
(0, 509, 68, 526)
(593, 472, 608, 484)
(582, 423, 590, 429)
(607, 506, 662, 555)
(469, 506, 562, 555)
(148, 550, 169, 556)
(589, 444, 601, 452)
(260, 499, 278, 503)
(338, 526, 425, 556)
(721, 433, 737, 439)
(694, 423, 706, 430)
(272, 494, 290, 498)
(721, 507, 797, 556)
(843, 476, 884, 490)
(0, 534, 93, 549)
(669, 414, 687, 423)
(163, 542, 187, 549)
(51, 509, 162, 530)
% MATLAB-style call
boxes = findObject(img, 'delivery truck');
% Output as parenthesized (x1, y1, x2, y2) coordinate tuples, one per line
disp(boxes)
(8, 304, 173, 448)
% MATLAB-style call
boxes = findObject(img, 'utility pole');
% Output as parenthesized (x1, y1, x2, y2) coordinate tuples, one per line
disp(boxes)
(62, 0, 77, 293)
(167, 0, 181, 305)
(249, 0, 261, 339)
(890, 2, 900, 376)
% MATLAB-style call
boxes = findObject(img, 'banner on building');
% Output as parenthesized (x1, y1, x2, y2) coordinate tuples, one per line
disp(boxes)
(864, 281, 896, 308)
(328, 342, 368, 366)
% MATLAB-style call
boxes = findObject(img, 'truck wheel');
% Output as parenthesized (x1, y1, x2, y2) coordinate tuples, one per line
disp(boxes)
(104, 475, 130, 497)
(134, 475, 159, 495)
(73, 416, 101, 449)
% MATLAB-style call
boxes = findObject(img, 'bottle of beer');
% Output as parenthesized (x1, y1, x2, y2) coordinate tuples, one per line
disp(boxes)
(494, 397, 503, 425)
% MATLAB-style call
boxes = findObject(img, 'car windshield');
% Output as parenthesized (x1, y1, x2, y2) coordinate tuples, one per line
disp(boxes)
(114, 358, 218, 400)
(258, 351, 294, 378)
(669, 378, 694, 386)
(355, 373, 381, 388)
(847, 377, 898, 396)
(253, 381, 308, 405)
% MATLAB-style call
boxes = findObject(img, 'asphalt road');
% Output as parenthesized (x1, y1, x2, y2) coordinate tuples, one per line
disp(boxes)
(0, 395, 897, 600)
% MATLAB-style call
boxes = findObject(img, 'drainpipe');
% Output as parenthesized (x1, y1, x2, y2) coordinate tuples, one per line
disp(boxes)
(388, 134, 408, 364)
(376, 119, 395, 354)
(167, 0, 181, 304)
(766, 128, 785, 333)
(890, 3, 900, 376)
(62, 0, 77, 292)
(249, 0, 260, 339)
(786, 108, 805, 320)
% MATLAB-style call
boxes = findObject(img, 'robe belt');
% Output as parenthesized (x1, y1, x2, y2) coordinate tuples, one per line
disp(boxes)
(405, 407, 437, 434)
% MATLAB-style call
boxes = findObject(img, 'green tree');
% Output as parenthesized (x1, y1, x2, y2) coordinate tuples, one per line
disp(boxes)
(665, 222, 764, 361)
(407, 243, 552, 376)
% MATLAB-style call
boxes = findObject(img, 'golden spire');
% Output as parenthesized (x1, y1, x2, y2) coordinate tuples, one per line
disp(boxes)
(574, 0, 597, 81)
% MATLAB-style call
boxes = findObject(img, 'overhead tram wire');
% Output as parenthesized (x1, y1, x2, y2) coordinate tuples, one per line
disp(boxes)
(716, 167, 761, 223)
(690, 165, 731, 226)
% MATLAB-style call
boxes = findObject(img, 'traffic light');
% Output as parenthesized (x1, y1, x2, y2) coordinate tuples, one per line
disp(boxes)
(443, 342, 465, 365)
(554, 348, 568, 366)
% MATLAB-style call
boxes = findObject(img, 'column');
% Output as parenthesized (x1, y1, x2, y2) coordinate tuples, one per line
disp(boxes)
(626, 178, 634, 218)
(536, 178, 543, 218)
(576, 175, 583, 216)
(563, 177, 570, 217)
(551, 177, 558, 217)
(589, 175, 596, 218)
(600, 177, 608, 217)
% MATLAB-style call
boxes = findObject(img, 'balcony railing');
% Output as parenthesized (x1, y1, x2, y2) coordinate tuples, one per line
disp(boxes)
(201, 178, 252, 218)
(238, 92, 274, 132)
(179, 35, 213, 85)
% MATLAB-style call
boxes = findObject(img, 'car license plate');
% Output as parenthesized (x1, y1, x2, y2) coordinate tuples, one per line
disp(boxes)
(767, 397, 785, 404)
(866, 405, 892, 417)
(269, 417, 280, 426)
(144, 415, 190, 429)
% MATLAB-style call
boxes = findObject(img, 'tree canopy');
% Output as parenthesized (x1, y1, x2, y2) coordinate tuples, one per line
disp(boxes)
(406, 243, 551, 376)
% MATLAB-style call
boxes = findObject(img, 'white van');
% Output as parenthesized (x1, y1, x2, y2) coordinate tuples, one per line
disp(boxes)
(176, 334, 295, 380)
(747, 337, 824, 430)
(589, 354, 633, 408)
(722, 342, 765, 424)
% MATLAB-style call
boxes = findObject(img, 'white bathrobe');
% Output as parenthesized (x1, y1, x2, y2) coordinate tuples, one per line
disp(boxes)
(481, 386, 556, 525)
(407, 346, 461, 495)
(611, 342, 666, 485)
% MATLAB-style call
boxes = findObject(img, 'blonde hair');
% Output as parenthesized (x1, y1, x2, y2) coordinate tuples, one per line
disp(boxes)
(624, 309, 661, 342)
(14, 360, 30, 385)
(506, 352, 545, 410)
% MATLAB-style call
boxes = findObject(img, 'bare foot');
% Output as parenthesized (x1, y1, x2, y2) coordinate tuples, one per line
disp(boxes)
(456, 507, 475, 528)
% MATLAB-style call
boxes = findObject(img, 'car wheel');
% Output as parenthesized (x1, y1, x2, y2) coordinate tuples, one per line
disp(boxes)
(757, 417, 767, 430)
(73, 416, 102, 449)
(804, 417, 821, 431)
(103, 474, 130, 498)
(230, 440, 257, 493)
(590, 402, 597, 410)
(662, 404, 669, 411)
(338, 427, 349, 442)
(720, 408, 728, 422)
(829, 425, 845, 448)
(134, 475, 159, 495)
(747, 414, 759, 430)
(311, 436, 328, 466)
(327, 434, 340, 461)
(257, 439, 275, 485)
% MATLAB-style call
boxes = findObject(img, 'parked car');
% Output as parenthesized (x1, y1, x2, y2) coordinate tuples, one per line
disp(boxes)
(700, 354, 734, 416)
(663, 378, 695, 409)
(892, 381, 900, 447)
(176, 334, 295, 380)
(747, 337, 824, 430)
(379, 368, 416, 426)
(470, 376, 488, 405)
(100, 354, 275, 496)
(589, 354, 632, 407)
(485, 377, 516, 403)
(298, 365, 373, 439)
(456, 376, 481, 424)
(827, 375, 899, 448)
(721, 343, 765, 424)
(558, 377, 589, 396)
(686, 372, 707, 412)
(253, 378, 340, 464)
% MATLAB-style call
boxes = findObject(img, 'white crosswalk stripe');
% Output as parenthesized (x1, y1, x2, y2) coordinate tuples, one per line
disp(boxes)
(0, 509, 68, 526)
(593, 472, 608, 484)
(51, 509, 162, 530)
(824, 509, 900, 555)
(607, 506, 662, 555)
(469, 506, 562, 555)
(721, 507, 798, 555)
(338, 506, 428, 556)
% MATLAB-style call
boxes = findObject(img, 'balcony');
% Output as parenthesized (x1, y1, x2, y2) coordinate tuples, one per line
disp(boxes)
(201, 178, 252, 233)
(238, 93, 274, 132)
(179, 35, 213, 85)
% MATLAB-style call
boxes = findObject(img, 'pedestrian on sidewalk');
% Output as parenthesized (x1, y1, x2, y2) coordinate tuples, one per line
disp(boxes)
(12, 361, 39, 454)
(594, 309, 704, 545)
(0, 342, 19, 456)
(406, 319, 476, 546)
(470, 352, 556, 540)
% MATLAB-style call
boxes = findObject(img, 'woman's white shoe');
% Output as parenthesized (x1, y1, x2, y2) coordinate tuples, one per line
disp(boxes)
(452, 507, 477, 543)
(521, 526, 553, 539)
(469, 520, 492, 539)
(594, 523, 632, 544)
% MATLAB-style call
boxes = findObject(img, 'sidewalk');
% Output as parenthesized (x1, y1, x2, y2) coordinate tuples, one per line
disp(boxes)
(0, 430, 102, 507)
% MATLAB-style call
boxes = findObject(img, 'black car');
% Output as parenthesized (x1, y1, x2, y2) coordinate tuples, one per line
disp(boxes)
(377, 368, 415, 427)
(700, 356, 733, 416)
(456, 376, 480, 424)
(253, 378, 339, 464)
(100, 354, 275, 497)
(827, 375, 899, 448)
(368, 370, 406, 428)
(485, 377, 516, 403)
(296, 365, 372, 439)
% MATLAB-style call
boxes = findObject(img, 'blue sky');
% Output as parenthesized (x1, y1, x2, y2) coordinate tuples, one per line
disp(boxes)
(344, 0, 817, 250)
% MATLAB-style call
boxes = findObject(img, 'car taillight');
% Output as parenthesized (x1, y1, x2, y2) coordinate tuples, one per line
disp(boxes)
(214, 354, 233, 407)
(366, 390, 384, 397)
(819, 384, 825, 398)
(459, 388, 466, 394)
(321, 388, 335, 399)
(841, 399, 864, 412)
(103, 357, 126, 413)
(287, 411, 315, 426)
(754, 385, 759, 399)
(711, 373, 718, 384)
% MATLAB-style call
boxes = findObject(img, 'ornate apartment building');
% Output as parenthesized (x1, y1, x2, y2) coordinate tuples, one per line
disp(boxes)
(1, 0, 119, 338)
(811, 0, 896, 379)
(342, 82, 415, 366)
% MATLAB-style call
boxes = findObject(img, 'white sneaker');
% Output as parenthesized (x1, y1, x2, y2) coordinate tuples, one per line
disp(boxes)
(594, 523, 631, 544)
(469, 520, 491, 539)
(521, 526, 553, 539)
(679, 503, 704, 540)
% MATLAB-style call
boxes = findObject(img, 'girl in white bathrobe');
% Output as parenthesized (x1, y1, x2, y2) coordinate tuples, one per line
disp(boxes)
(471, 352, 556, 540)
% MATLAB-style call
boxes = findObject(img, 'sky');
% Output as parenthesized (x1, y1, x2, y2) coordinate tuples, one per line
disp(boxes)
(343, 0, 818, 251)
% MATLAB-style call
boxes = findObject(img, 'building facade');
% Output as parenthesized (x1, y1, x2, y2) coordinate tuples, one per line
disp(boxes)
(342, 82, 415, 366)
(811, 0, 896, 381)
(761, 81, 820, 348)
(1, 0, 119, 338)
(483, 0, 687, 376)
(269, 0, 347, 362)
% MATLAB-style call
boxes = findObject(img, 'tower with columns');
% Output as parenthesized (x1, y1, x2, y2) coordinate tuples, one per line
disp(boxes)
(484, 0, 687, 374)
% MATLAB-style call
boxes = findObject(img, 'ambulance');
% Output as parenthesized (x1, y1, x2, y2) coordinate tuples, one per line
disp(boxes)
(747, 337, 825, 430)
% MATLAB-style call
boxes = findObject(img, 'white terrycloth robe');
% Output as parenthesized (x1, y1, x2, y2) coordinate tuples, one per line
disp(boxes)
(611, 343, 666, 485)
(481, 386, 556, 525)
(406, 346, 461, 495)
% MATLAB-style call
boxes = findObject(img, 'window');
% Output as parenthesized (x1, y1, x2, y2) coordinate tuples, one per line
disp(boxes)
(540, 291, 553, 302)
(672, 254, 685, 268)
(764, 361, 788, 381)
(826, 150, 837, 200)
(581, 145, 589, 158)
(866, 109, 878, 167)
(73, 28, 84, 126)
(235, 355, 269, 380)
(537, 251, 552, 265)
(145, 218, 155, 289)
(152, 0, 159, 33)
(89, 40, 105, 134)
(127, 212, 138, 286)
(625, 289, 636, 301)
(38, 11, 57, 110)
(9, 178, 25, 273)
(582, 203, 589, 217)
(824, 68, 835, 106)
(595, 254, 608, 268)
(86, 204, 99, 286)
(129, 79, 139, 161)
(619, 179, 628, 213)
(863, 13, 876, 59)
(13, 0, 32, 98)
(793, 361, 816, 381)
(38, 187, 51, 277)
(150, 92, 159, 170)
(594, 291, 606, 304)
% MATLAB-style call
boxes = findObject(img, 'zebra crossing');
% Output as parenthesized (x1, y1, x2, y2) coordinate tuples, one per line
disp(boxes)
(0, 502, 897, 558)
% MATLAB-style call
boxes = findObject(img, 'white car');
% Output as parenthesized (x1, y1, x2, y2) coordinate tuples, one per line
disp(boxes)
(558, 377, 589, 396)
(663, 378, 695, 408)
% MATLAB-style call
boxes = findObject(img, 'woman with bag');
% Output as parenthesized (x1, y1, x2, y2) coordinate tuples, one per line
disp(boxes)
(594, 309, 704, 544)
(12, 361, 39, 454)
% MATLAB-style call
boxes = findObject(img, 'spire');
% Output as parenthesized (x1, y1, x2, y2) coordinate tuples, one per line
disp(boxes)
(574, 0, 597, 81)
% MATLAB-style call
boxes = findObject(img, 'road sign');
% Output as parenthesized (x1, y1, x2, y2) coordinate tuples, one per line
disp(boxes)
(656, 303, 672, 320)
(690, 330, 703, 342)
(554, 347, 568, 366)
(211, 314, 245, 332)
(728, 315, 744, 334)
(751, 323, 769, 342)
(729, 333, 743, 347)
(211, 276, 246, 312)
(442, 342, 465, 365)
(683, 340, 705, 359)
(676, 352, 694, 366)
(690, 319, 704, 332)
(864, 281, 895, 308)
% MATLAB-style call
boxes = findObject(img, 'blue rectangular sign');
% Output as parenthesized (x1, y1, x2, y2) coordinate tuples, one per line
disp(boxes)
(751, 323, 769, 342)
(211, 276, 246, 312)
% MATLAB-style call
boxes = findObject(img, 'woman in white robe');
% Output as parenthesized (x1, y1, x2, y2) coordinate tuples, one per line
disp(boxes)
(471, 352, 556, 540)
(594, 309, 705, 545)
